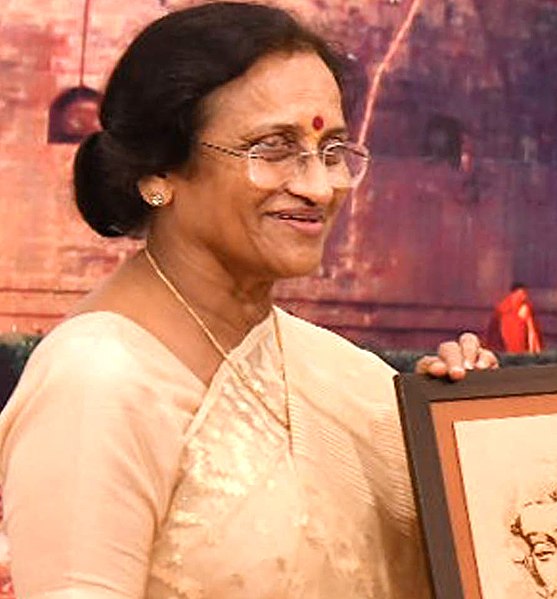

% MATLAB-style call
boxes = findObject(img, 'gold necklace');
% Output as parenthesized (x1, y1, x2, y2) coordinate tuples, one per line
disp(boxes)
(144, 247, 291, 433)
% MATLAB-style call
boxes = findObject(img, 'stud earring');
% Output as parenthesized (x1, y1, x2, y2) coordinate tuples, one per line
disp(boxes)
(147, 191, 166, 207)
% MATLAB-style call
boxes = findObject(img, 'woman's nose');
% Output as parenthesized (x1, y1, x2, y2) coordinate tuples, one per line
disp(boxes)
(286, 153, 335, 205)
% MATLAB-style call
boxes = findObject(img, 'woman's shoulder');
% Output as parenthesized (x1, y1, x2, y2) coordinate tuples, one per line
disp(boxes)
(31, 311, 197, 379)
(21, 312, 156, 385)
(276, 308, 398, 433)
(4, 312, 202, 420)
(36, 310, 145, 354)
(276, 307, 395, 376)
(0, 312, 190, 511)
(276, 310, 409, 503)
(43, 309, 149, 348)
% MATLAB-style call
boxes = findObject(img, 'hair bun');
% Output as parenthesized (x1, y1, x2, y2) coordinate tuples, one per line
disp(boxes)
(73, 130, 148, 237)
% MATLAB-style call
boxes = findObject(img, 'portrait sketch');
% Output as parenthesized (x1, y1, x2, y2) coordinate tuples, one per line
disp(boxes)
(396, 367, 557, 598)
(455, 414, 557, 599)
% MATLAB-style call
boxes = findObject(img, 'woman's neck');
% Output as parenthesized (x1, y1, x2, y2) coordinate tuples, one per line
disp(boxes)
(142, 240, 275, 345)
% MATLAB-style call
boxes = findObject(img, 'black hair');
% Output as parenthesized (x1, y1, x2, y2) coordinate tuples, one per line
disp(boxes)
(511, 282, 527, 291)
(73, 2, 346, 237)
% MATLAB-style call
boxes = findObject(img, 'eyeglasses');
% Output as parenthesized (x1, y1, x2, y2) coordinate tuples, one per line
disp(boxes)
(200, 139, 370, 190)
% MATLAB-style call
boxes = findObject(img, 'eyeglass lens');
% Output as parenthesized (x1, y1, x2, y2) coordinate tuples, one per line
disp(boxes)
(247, 143, 369, 190)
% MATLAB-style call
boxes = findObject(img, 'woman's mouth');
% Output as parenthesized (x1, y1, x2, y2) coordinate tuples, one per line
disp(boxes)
(265, 208, 326, 236)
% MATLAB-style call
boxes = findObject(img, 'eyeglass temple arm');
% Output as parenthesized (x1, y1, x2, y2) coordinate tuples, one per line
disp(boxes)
(200, 141, 246, 158)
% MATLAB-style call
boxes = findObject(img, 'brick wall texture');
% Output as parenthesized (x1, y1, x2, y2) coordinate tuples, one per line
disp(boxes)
(1, 0, 557, 350)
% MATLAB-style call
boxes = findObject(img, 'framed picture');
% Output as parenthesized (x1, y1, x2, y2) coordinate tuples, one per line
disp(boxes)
(395, 364, 557, 599)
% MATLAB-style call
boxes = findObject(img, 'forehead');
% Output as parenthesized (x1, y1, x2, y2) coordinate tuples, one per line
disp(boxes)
(521, 502, 557, 536)
(200, 51, 345, 137)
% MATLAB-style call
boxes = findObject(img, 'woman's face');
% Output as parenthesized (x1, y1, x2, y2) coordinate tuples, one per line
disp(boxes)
(164, 51, 349, 282)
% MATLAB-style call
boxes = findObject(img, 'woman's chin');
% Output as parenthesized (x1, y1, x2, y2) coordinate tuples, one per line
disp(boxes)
(271, 254, 324, 280)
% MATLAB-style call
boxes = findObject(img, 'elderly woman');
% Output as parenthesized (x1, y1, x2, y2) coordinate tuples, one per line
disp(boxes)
(0, 3, 495, 598)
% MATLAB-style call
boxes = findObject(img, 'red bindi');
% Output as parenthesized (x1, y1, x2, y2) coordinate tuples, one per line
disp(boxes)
(312, 115, 324, 131)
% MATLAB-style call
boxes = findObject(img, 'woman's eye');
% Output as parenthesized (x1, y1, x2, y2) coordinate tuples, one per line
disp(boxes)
(257, 135, 296, 149)
(322, 144, 345, 166)
(252, 136, 298, 162)
(324, 136, 347, 145)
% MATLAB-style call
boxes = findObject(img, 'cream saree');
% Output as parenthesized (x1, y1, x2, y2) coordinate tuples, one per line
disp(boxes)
(0, 309, 430, 598)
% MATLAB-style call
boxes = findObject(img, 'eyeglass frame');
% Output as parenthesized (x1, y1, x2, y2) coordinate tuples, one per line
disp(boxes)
(199, 138, 370, 190)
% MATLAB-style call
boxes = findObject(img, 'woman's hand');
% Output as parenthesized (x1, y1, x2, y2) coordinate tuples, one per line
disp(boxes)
(415, 332, 499, 380)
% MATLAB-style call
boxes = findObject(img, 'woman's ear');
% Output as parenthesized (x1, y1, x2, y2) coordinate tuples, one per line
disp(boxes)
(137, 174, 174, 207)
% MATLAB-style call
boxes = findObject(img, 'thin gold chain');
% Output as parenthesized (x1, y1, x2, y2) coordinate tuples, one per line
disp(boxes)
(144, 248, 291, 433)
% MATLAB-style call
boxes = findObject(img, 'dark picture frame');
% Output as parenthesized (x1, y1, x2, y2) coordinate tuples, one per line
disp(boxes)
(395, 365, 557, 599)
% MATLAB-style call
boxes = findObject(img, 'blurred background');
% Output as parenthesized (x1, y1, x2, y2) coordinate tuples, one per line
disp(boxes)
(1, 0, 557, 351)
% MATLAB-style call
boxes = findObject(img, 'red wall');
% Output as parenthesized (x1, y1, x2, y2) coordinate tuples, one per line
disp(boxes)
(1, 0, 557, 350)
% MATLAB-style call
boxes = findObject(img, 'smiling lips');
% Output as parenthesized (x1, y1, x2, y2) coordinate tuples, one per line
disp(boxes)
(265, 208, 326, 236)
(267, 207, 325, 222)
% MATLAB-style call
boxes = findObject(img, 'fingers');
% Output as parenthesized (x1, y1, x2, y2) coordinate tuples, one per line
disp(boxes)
(438, 340, 466, 380)
(475, 348, 499, 370)
(458, 333, 499, 370)
(414, 335, 500, 381)
(415, 355, 448, 377)
(458, 332, 481, 370)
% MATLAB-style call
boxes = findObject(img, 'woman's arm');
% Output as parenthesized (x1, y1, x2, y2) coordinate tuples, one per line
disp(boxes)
(0, 338, 184, 598)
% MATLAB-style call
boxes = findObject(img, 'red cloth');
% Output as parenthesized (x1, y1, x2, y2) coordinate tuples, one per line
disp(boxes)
(0, 566, 14, 599)
(487, 290, 543, 353)
(0, 490, 13, 599)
